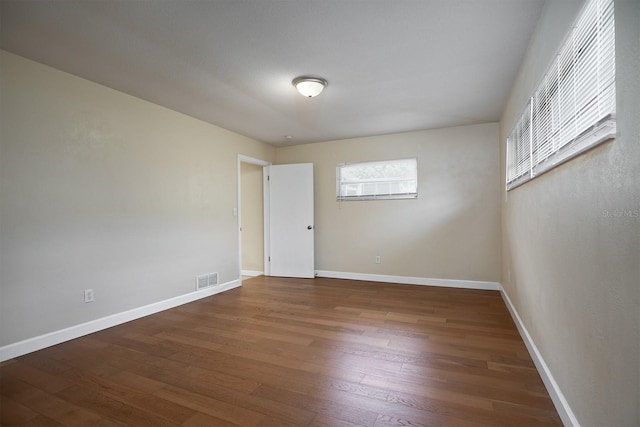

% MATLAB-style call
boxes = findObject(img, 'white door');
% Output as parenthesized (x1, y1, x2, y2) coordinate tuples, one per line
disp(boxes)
(269, 163, 314, 278)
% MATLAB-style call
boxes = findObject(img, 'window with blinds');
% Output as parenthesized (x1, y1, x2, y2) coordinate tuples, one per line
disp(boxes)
(506, 0, 615, 190)
(337, 158, 417, 201)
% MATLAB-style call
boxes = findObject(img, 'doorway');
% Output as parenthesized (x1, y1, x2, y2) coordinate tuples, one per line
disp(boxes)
(237, 156, 315, 280)
(238, 155, 270, 279)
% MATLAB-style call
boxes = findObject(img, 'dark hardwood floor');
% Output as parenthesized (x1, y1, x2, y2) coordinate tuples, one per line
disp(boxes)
(0, 276, 562, 426)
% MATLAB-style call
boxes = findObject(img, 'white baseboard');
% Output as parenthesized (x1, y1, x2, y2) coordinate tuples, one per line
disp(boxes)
(500, 288, 580, 427)
(314, 270, 501, 291)
(0, 272, 578, 426)
(315, 269, 577, 425)
(241, 270, 264, 277)
(0, 279, 241, 362)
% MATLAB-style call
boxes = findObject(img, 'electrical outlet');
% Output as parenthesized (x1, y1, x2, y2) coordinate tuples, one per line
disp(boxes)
(84, 289, 94, 303)
(375, 255, 381, 264)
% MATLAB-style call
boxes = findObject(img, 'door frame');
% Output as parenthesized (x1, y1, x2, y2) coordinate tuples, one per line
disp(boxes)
(237, 155, 271, 279)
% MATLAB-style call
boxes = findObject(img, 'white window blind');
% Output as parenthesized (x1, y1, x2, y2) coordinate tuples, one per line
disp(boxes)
(506, 100, 533, 187)
(337, 158, 417, 201)
(506, 0, 615, 190)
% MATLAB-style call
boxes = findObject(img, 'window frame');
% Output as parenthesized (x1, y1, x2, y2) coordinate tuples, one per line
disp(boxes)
(506, 0, 616, 191)
(336, 158, 418, 201)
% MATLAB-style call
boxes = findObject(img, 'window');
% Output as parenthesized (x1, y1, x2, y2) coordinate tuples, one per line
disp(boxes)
(506, 0, 615, 190)
(337, 158, 417, 201)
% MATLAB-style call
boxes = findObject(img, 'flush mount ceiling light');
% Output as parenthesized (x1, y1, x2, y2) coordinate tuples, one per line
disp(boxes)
(292, 76, 328, 98)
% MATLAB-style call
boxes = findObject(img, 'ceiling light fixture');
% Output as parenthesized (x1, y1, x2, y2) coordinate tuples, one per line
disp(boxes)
(292, 76, 328, 98)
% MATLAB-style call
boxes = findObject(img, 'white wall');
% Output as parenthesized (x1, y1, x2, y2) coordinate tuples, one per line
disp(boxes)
(0, 51, 275, 347)
(499, 1, 640, 425)
(276, 123, 501, 283)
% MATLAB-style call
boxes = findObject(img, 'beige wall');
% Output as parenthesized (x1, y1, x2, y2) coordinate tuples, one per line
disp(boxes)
(276, 123, 501, 282)
(240, 162, 264, 273)
(5, 5, 638, 420)
(0, 51, 275, 346)
(499, 1, 640, 425)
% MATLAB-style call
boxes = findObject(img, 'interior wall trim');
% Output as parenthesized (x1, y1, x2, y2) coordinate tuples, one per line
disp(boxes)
(240, 270, 264, 277)
(0, 279, 241, 362)
(1, 270, 578, 426)
(500, 288, 581, 427)
(314, 270, 501, 290)
(315, 269, 578, 425)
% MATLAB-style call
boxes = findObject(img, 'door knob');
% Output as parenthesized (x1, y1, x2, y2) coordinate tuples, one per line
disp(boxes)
(307, 225, 313, 230)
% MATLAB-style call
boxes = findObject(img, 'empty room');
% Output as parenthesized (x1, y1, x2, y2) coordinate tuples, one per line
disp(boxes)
(0, 0, 638, 426)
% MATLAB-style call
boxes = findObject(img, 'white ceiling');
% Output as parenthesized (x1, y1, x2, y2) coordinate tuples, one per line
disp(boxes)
(0, 0, 544, 147)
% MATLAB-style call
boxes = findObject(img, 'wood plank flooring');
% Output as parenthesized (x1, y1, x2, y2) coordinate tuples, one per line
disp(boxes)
(1, 276, 562, 426)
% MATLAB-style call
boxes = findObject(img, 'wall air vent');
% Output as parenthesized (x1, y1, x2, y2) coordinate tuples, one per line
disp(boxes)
(195, 272, 219, 290)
